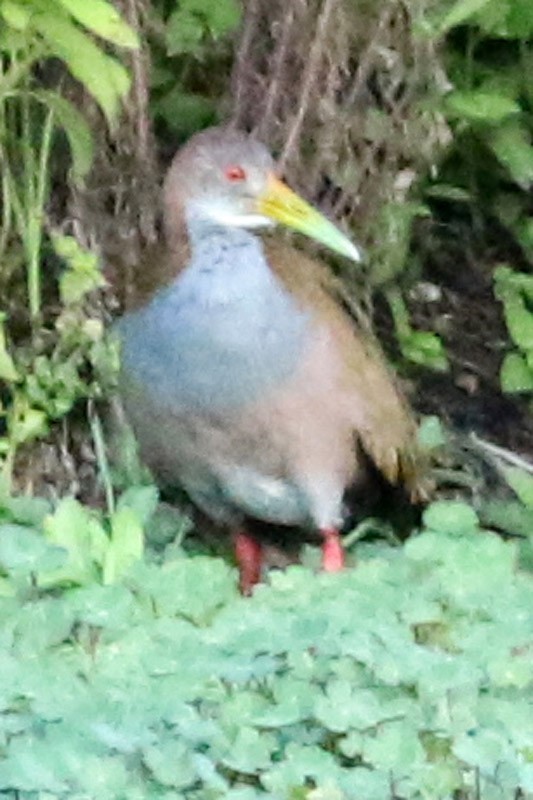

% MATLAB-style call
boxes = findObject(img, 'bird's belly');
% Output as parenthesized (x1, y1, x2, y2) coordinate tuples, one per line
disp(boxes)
(120, 324, 358, 530)
(121, 377, 313, 525)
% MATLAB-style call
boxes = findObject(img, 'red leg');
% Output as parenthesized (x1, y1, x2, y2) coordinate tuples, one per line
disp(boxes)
(320, 527, 345, 572)
(234, 531, 263, 595)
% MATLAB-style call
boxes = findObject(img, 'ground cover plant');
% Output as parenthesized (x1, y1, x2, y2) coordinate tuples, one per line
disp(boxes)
(0, 492, 532, 799)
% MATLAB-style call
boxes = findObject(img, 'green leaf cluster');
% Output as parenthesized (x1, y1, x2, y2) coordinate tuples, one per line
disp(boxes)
(494, 265, 533, 393)
(0, 492, 531, 799)
(0, 0, 137, 324)
(0, 236, 119, 484)
(150, 0, 240, 137)
(0, 0, 137, 127)
(422, 0, 533, 264)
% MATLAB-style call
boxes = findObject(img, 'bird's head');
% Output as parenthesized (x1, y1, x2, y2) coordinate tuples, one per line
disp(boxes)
(163, 127, 362, 263)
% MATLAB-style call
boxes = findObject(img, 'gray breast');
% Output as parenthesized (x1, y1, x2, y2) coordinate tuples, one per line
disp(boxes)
(117, 228, 311, 412)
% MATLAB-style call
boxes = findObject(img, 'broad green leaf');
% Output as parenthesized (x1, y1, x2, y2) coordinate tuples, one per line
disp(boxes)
(500, 292, 533, 350)
(66, 583, 145, 628)
(422, 500, 479, 535)
(153, 87, 216, 136)
(5, 494, 51, 526)
(476, 0, 533, 37)
(500, 352, 533, 393)
(0, 736, 68, 792)
(417, 415, 447, 450)
(502, 466, 533, 508)
(445, 90, 520, 123)
(434, 0, 493, 33)
(0, 0, 31, 30)
(102, 506, 144, 584)
(221, 727, 275, 773)
(494, 264, 533, 299)
(185, 0, 240, 35)
(165, 9, 203, 55)
(487, 121, 533, 188)
(146, 556, 236, 623)
(10, 405, 48, 445)
(399, 330, 449, 371)
(363, 720, 426, 771)
(116, 484, 159, 527)
(142, 740, 196, 789)
(31, 10, 130, 126)
(57, 0, 139, 49)
(453, 729, 516, 772)
(13, 597, 75, 654)
(33, 90, 94, 184)
(41, 497, 107, 585)
(0, 524, 66, 573)
(424, 183, 472, 202)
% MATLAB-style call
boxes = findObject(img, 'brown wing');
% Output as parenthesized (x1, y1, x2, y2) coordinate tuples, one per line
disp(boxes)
(262, 237, 428, 501)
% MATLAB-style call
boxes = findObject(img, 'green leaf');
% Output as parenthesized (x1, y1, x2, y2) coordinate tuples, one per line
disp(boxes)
(142, 740, 196, 789)
(417, 415, 447, 450)
(33, 90, 94, 184)
(10, 404, 48, 445)
(116, 484, 159, 527)
(399, 331, 449, 371)
(0, 315, 19, 382)
(500, 352, 533, 393)
(153, 87, 216, 136)
(0, 524, 66, 573)
(0, 0, 31, 30)
(41, 497, 107, 586)
(53, 233, 105, 303)
(165, 9, 203, 55)
(185, 0, 240, 35)
(500, 292, 533, 350)
(434, 0, 493, 33)
(31, 9, 130, 126)
(424, 183, 472, 202)
(57, 0, 139, 49)
(445, 90, 521, 123)
(486, 121, 533, 188)
(502, 466, 533, 508)
(423, 500, 479, 535)
(102, 506, 144, 584)
(453, 729, 515, 772)
(5, 494, 51, 526)
(222, 727, 275, 773)
(143, 555, 236, 624)
(0, 735, 68, 792)
(363, 720, 426, 771)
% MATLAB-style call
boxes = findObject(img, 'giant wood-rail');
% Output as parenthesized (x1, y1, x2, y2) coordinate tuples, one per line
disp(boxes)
(117, 127, 426, 594)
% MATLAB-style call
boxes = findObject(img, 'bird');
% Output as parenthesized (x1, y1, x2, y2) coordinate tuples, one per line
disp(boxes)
(116, 126, 427, 594)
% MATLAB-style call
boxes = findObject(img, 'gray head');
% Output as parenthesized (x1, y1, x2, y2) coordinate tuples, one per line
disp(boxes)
(163, 128, 276, 240)
(163, 126, 362, 262)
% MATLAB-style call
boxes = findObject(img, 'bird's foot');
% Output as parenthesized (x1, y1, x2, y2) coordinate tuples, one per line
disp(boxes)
(320, 527, 345, 572)
(234, 531, 263, 595)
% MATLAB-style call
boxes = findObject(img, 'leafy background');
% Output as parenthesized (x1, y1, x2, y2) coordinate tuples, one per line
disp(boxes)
(0, 0, 532, 797)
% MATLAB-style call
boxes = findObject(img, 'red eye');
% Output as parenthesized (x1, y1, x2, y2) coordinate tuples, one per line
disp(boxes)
(225, 165, 246, 182)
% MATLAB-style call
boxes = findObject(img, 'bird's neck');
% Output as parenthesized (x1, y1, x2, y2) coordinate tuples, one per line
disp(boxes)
(179, 215, 275, 307)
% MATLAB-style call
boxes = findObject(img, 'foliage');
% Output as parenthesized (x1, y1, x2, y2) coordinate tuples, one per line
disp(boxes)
(0, 235, 118, 484)
(149, 0, 240, 137)
(421, 0, 533, 261)
(494, 265, 533, 393)
(386, 288, 449, 372)
(0, 0, 137, 318)
(0, 494, 531, 799)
